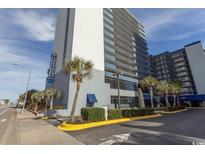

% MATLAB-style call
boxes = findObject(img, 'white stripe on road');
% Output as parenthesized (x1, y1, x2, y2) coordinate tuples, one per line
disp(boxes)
(1, 119, 7, 122)
(99, 128, 205, 145)
(99, 133, 130, 145)
(0, 109, 8, 115)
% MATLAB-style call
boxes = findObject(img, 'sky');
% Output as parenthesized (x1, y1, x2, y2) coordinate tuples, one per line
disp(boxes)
(1, 8, 205, 102)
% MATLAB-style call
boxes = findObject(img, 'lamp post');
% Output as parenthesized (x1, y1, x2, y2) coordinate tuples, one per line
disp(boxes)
(12, 63, 31, 113)
(114, 71, 122, 110)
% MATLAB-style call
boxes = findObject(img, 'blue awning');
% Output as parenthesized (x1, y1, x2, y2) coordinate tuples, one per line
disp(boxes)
(87, 94, 97, 104)
(143, 94, 150, 100)
(180, 94, 205, 101)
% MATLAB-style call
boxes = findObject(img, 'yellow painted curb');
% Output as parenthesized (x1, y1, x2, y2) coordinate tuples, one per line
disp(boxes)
(57, 114, 161, 131)
(41, 116, 48, 120)
(160, 109, 187, 114)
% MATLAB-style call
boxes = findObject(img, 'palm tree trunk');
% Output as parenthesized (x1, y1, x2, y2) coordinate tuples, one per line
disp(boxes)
(150, 87, 154, 108)
(176, 95, 180, 107)
(173, 94, 176, 108)
(165, 95, 170, 108)
(34, 103, 38, 113)
(44, 99, 47, 114)
(69, 81, 81, 123)
(50, 97, 53, 110)
(138, 87, 145, 108)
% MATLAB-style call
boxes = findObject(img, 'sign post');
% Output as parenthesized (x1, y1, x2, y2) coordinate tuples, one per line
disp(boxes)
(103, 105, 108, 124)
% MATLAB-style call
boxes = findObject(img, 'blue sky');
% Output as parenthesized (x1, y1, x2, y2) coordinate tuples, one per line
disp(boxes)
(129, 8, 205, 54)
(1, 8, 205, 102)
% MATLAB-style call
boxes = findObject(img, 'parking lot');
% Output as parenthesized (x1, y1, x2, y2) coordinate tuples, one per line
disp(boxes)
(65, 108, 205, 145)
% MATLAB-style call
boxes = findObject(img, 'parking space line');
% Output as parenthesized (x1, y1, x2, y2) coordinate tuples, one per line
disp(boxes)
(0, 109, 8, 115)
(1, 119, 7, 122)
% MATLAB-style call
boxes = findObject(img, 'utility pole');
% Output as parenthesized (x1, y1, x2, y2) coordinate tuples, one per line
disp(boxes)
(12, 63, 31, 114)
(22, 71, 31, 113)
(114, 71, 122, 110)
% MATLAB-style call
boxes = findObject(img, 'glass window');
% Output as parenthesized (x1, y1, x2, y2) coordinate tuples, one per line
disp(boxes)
(103, 10, 113, 19)
(104, 30, 114, 38)
(104, 17, 113, 25)
(105, 62, 116, 69)
(105, 45, 115, 53)
(177, 71, 188, 77)
(175, 62, 185, 67)
(104, 23, 113, 31)
(105, 53, 116, 61)
(104, 37, 115, 46)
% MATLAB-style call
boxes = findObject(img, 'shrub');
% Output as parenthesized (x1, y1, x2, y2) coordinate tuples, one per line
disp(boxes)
(53, 106, 64, 110)
(81, 107, 105, 122)
(122, 108, 154, 118)
(108, 109, 122, 120)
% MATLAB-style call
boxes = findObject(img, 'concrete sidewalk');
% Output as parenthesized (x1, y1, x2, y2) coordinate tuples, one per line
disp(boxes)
(16, 109, 83, 145)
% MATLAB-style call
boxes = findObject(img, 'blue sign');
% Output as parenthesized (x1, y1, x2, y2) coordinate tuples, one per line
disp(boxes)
(47, 52, 57, 84)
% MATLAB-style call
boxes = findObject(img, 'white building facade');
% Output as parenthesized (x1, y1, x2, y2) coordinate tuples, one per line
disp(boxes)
(46, 8, 149, 116)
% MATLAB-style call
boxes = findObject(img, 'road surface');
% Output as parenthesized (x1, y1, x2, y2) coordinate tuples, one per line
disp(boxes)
(66, 109, 205, 145)
(0, 106, 19, 144)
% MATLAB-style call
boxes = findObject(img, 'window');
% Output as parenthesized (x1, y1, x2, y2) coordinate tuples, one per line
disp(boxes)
(105, 8, 113, 13)
(105, 62, 116, 69)
(103, 10, 113, 19)
(177, 71, 188, 77)
(104, 17, 113, 25)
(105, 45, 115, 54)
(175, 62, 185, 67)
(105, 77, 137, 91)
(105, 53, 116, 61)
(104, 23, 114, 31)
(104, 37, 115, 46)
(104, 30, 114, 38)
(174, 57, 184, 62)
(176, 67, 187, 72)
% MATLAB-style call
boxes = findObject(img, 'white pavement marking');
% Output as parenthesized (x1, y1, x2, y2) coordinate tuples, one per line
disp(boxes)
(0, 109, 8, 115)
(1, 119, 7, 122)
(99, 128, 205, 145)
(99, 133, 130, 145)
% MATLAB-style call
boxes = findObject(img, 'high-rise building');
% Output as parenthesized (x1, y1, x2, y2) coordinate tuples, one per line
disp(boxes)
(46, 8, 149, 116)
(150, 41, 205, 95)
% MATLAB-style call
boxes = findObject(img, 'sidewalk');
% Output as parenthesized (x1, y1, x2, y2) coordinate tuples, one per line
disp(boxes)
(16, 109, 84, 145)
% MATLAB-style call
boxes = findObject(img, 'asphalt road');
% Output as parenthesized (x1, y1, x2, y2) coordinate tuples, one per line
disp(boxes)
(67, 109, 205, 145)
(0, 106, 19, 144)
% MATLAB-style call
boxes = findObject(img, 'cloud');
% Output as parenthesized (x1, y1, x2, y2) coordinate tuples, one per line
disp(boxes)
(0, 9, 57, 102)
(11, 9, 56, 41)
(0, 44, 49, 102)
(139, 9, 205, 41)
(0, 9, 56, 42)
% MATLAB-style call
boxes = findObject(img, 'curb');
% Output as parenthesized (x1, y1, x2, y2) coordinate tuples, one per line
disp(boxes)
(159, 108, 187, 115)
(57, 114, 162, 131)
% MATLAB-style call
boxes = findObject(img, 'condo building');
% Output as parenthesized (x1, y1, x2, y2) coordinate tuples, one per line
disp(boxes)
(46, 8, 149, 116)
(150, 41, 205, 95)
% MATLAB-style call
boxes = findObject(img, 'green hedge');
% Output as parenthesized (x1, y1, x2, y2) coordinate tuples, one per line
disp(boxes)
(81, 107, 105, 122)
(108, 109, 122, 120)
(53, 106, 64, 110)
(122, 108, 154, 118)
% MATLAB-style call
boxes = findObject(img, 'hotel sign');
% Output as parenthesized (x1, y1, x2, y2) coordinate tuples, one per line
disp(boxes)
(48, 52, 57, 84)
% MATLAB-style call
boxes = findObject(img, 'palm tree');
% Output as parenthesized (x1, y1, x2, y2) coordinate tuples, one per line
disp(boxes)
(45, 88, 61, 110)
(156, 80, 171, 108)
(140, 76, 158, 108)
(138, 82, 145, 108)
(31, 92, 42, 113)
(18, 89, 38, 108)
(64, 56, 94, 123)
(169, 81, 182, 108)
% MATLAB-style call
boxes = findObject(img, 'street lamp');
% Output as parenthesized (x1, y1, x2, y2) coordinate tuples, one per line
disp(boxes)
(12, 63, 31, 113)
(113, 71, 122, 110)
